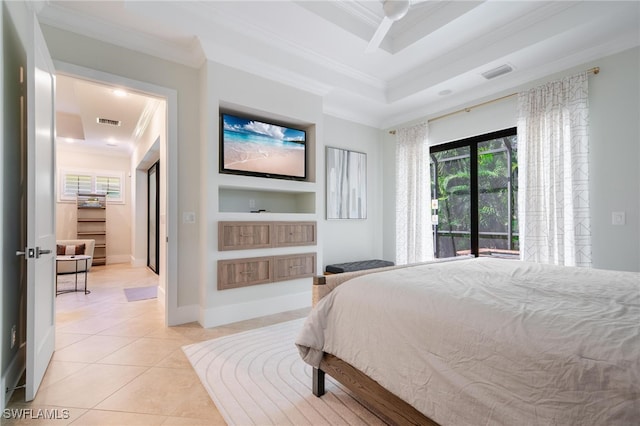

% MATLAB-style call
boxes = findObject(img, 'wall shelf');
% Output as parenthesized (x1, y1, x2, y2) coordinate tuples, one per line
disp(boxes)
(219, 186, 316, 214)
(213, 105, 321, 304)
(77, 193, 107, 265)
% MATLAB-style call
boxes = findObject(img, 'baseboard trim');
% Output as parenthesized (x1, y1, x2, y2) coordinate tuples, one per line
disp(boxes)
(167, 303, 199, 326)
(200, 291, 311, 328)
(1, 345, 26, 411)
(106, 255, 131, 264)
(131, 256, 146, 267)
(157, 285, 166, 309)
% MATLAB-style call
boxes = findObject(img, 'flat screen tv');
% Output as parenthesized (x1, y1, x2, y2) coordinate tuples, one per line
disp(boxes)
(220, 113, 307, 181)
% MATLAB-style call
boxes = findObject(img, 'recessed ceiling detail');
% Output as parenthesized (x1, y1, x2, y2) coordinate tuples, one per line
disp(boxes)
(39, 1, 640, 129)
(55, 74, 161, 156)
(56, 112, 85, 140)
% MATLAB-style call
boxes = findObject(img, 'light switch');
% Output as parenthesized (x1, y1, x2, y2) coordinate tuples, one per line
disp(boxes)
(611, 211, 626, 226)
(183, 211, 196, 224)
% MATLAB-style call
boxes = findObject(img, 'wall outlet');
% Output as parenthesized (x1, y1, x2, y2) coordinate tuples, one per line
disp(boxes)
(249, 199, 256, 209)
(11, 325, 16, 349)
(182, 211, 196, 224)
(612, 211, 626, 226)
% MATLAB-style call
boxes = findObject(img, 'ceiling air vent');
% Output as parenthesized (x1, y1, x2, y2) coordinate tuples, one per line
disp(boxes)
(96, 117, 121, 126)
(481, 64, 514, 80)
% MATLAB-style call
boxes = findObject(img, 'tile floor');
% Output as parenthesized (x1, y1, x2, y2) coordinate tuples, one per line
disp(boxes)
(5, 263, 310, 425)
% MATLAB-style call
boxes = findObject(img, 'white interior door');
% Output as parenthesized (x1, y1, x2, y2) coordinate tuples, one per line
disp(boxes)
(9, 2, 57, 401)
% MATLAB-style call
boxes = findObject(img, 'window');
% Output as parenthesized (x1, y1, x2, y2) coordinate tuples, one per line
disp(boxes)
(95, 175, 122, 200)
(59, 169, 125, 204)
(430, 128, 518, 259)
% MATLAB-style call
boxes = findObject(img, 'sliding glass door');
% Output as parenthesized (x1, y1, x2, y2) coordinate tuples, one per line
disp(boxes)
(430, 128, 518, 259)
(430, 146, 471, 258)
(477, 137, 518, 257)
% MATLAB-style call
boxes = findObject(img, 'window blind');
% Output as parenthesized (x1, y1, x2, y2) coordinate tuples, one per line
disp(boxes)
(96, 175, 122, 200)
(63, 174, 92, 198)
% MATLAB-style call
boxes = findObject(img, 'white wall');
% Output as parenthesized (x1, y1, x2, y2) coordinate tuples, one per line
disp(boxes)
(39, 21, 638, 334)
(1, 1, 24, 410)
(56, 148, 132, 264)
(200, 61, 325, 327)
(44, 24, 374, 329)
(130, 100, 164, 276)
(383, 47, 640, 272)
(322, 115, 385, 266)
(41, 25, 201, 314)
(588, 48, 639, 272)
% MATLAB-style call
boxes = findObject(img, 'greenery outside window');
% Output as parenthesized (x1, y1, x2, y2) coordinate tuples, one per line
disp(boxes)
(59, 169, 125, 204)
(430, 128, 518, 259)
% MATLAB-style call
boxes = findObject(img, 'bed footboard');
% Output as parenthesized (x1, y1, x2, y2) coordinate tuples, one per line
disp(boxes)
(314, 353, 438, 426)
(310, 259, 471, 424)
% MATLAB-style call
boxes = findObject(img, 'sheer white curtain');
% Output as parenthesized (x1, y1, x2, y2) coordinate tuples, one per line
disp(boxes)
(395, 122, 434, 265)
(517, 72, 592, 267)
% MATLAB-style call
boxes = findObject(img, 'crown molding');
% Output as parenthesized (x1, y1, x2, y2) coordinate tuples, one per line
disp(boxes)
(189, 2, 386, 93)
(37, 4, 205, 68)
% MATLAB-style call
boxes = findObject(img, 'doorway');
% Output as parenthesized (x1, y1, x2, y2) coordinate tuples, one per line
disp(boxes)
(147, 160, 159, 274)
(430, 128, 519, 259)
(53, 61, 178, 326)
(55, 74, 163, 281)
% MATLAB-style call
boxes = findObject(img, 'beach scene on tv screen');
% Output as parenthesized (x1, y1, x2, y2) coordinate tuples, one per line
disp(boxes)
(222, 114, 306, 178)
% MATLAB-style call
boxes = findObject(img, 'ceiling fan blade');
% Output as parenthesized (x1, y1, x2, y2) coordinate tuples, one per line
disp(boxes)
(366, 16, 393, 53)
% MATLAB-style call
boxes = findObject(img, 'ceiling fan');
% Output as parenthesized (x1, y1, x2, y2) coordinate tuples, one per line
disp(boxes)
(366, 0, 416, 53)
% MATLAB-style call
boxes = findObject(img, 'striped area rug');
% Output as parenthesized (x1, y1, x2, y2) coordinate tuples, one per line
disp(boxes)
(182, 318, 384, 425)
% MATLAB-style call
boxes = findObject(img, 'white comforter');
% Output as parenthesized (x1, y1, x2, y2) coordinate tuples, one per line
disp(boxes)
(296, 258, 640, 425)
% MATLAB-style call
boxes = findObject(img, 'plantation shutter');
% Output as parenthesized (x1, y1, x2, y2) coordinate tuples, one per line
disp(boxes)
(96, 175, 122, 200)
(63, 173, 92, 198)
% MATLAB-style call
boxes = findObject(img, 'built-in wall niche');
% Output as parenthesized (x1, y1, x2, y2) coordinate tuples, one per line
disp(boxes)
(218, 105, 317, 184)
(219, 187, 316, 214)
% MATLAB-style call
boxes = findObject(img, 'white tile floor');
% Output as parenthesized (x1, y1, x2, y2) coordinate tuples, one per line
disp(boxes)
(6, 263, 309, 425)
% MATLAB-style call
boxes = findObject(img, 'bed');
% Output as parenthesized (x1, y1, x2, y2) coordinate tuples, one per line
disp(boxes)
(295, 257, 640, 425)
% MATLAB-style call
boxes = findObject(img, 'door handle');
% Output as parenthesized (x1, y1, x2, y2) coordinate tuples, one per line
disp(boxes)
(36, 247, 51, 258)
(16, 247, 52, 258)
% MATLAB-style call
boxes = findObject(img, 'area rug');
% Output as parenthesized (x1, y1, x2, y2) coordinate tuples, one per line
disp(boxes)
(123, 285, 157, 302)
(182, 318, 384, 425)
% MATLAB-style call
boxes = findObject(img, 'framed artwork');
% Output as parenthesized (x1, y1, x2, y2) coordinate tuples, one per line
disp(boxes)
(326, 146, 367, 219)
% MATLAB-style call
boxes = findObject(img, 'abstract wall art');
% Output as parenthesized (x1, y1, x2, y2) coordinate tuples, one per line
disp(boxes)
(326, 146, 367, 219)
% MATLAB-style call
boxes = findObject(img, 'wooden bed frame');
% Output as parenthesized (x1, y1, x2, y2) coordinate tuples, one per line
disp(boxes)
(311, 272, 440, 426)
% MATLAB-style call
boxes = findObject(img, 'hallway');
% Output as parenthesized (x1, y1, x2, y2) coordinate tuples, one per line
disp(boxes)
(6, 264, 308, 425)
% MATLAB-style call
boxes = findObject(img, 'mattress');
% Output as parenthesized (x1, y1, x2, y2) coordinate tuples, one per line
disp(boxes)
(296, 258, 640, 425)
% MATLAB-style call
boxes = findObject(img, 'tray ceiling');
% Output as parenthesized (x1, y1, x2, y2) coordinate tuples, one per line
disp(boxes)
(38, 0, 639, 140)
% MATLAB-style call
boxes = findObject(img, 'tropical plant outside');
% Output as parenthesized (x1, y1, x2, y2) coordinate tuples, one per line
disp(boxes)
(430, 135, 518, 258)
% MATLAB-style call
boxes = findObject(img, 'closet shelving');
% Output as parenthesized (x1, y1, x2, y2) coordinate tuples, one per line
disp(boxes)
(77, 193, 107, 265)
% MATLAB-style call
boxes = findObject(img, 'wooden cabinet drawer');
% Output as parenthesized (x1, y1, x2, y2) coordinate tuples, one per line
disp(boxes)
(217, 257, 273, 290)
(219, 221, 317, 250)
(273, 253, 316, 281)
(218, 222, 272, 251)
(273, 222, 316, 247)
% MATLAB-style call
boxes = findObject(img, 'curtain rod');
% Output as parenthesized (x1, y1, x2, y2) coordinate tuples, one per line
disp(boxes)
(388, 66, 600, 135)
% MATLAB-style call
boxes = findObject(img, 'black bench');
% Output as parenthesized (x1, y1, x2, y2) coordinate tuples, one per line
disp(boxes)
(325, 259, 394, 274)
